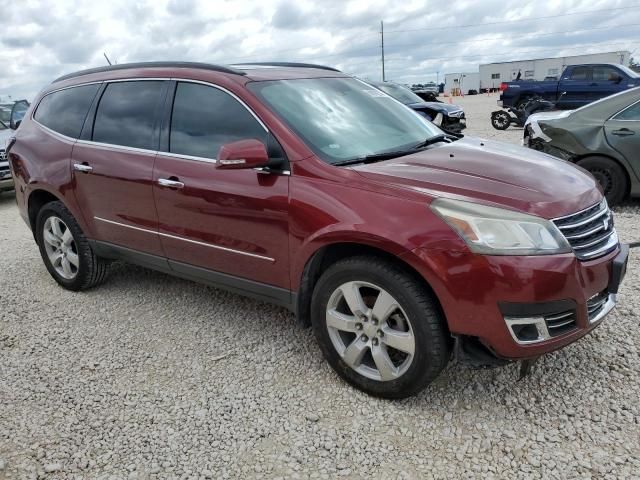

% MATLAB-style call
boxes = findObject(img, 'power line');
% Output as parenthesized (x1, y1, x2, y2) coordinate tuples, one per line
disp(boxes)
(384, 5, 640, 33)
(228, 5, 640, 63)
(296, 22, 640, 63)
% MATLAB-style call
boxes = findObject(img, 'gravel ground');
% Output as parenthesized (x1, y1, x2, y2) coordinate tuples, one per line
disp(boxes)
(1, 94, 639, 479)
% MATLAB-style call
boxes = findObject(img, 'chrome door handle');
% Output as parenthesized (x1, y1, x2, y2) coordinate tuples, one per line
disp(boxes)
(73, 163, 93, 173)
(158, 178, 185, 189)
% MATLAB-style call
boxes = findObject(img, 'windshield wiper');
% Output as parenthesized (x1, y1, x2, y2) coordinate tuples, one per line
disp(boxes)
(333, 149, 417, 166)
(411, 134, 452, 150)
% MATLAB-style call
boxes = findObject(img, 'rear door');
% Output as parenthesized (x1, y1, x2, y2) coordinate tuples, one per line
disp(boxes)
(72, 80, 168, 256)
(558, 66, 593, 108)
(152, 81, 291, 291)
(604, 99, 640, 179)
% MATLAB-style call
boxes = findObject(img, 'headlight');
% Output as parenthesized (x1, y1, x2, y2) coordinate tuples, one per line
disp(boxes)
(430, 198, 571, 255)
(432, 113, 444, 125)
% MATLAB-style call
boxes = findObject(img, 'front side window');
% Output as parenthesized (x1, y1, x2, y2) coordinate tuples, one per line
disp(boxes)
(93, 81, 165, 150)
(34, 85, 99, 138)
(593, 67, 621, 82)
(169, 82, 267, 160)
(248, 77, 442, 164)
(614, 101, 640, 120)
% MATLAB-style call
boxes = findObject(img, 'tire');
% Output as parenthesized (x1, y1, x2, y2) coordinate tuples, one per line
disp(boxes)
(577, 156, 628, 207)
(311, 256, 450, 399)
(491, 111, 511, 130)
(35, 201, 109, 291)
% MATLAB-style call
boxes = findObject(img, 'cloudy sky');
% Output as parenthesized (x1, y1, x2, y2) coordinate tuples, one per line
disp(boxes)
(1, 0, 639, 100)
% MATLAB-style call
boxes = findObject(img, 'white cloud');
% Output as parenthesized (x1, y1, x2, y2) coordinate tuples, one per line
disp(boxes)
(1, 0, 639, 100)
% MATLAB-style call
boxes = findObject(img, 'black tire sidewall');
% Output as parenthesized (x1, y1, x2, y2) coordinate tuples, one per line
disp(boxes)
(35, 202, 91, 291)
(577, 157, 628, 206)
(311, 258, 449, 399)
(492, 112, 510, 130)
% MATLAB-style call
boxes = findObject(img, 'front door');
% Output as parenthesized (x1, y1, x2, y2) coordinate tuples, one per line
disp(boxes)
(605, 100, 640, 180)
(72, 80, 168, 255)
(591, 66, 627, 102)
(153, 81, 290, 290)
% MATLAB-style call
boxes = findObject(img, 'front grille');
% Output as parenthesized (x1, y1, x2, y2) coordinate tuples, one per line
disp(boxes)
(0, 149, 6, 162)
(544, 310, 577, 337)
(552, 200, 618, 260)
(587, 291, 608, 321)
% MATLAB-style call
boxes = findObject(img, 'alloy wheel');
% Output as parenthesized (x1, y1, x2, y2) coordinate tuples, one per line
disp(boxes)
(326, 281, 415, 381)
(43, 216, 79, 280)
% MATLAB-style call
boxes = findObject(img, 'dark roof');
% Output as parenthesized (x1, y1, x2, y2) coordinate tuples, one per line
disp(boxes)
(53, 61, 247, 83)
(233, 62, 341, 72)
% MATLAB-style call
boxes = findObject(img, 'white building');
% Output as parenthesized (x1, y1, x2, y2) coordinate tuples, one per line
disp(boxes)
(478, 51, 630, 91)
(444, 72, 479, 96)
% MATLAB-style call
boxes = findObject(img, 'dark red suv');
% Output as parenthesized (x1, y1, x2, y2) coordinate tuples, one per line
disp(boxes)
(8, 62, 628, 398)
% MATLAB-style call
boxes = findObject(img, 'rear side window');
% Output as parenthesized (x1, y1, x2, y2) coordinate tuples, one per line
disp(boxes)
(614, 101, 640, 120)
(169, 82, 267, 159)
(93, 81, 165, 150)
(34, 84, 100, 138)
(569, 67, 591, 81)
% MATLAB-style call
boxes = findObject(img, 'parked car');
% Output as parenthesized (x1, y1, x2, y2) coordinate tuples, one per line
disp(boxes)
(368, 81, 466, 133)
(8, 61, 627, 398)
(500, 64, 639, 109)
(525, 87, 640, 206)
(0, 100, 29, 192)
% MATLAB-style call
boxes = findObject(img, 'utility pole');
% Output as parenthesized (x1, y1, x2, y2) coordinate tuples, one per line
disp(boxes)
(380, 20, 385, 82)
(103, 52, 113, 66)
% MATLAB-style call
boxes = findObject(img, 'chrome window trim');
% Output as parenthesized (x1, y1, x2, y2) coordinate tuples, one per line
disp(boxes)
(94, 216, 275, 262)
(75, 139, 158, 157)
(610, 98, 640, 121)
(31, 76, 290, 174)
(33, 121, 77, 145)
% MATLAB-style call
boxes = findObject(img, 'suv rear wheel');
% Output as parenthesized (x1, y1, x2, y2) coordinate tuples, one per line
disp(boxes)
(35, 201, 109, 291)
(311, 256, 449, 399)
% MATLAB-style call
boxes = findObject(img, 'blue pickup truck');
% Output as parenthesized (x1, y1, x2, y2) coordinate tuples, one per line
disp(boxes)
(499, 64, 639, 109)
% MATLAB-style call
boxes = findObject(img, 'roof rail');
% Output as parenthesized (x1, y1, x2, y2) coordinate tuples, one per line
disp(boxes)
(52, 61, 246, 83)
(233, 62, 341, 72)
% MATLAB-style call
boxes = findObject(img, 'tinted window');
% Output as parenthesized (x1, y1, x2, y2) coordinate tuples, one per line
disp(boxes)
(569, 67, 591, 80)
(34, 85, 99, 138)
(93, 81, 165, 150)
(615, 101, 640, 120)
(593, 66, 621, 81)
(169, 82, 267, 159)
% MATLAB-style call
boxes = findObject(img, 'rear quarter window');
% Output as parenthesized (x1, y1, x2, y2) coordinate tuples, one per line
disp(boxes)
(34, 84, 100, 138)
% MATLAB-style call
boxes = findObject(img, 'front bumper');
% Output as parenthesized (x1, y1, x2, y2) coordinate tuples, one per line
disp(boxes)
(409, 244, 627, 359)
(0, 164, 14, 191)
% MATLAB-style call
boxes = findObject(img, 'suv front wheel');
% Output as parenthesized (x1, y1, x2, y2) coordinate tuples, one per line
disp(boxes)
(35, 201, 109, 291)
(311, 256, 450, 398)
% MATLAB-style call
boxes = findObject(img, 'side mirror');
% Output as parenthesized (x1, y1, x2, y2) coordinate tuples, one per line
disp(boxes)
(216, 139, 269, 170)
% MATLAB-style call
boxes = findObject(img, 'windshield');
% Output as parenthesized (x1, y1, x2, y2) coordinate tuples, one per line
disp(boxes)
(248, 77, 441, 164)
(374, 82, 424, 105)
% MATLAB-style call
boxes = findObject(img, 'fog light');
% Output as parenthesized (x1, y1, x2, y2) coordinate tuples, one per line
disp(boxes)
(504, 316, 550, 345)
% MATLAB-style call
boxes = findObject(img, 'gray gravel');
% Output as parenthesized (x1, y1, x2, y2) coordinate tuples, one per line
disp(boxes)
(1, 95, 640, 479)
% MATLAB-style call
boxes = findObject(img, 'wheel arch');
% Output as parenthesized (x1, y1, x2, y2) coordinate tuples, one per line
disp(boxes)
(295, 242, 447, 331)
(27, 188, 64, 234)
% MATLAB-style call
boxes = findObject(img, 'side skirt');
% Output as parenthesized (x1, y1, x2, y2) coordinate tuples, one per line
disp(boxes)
(90, 240, 296, 311)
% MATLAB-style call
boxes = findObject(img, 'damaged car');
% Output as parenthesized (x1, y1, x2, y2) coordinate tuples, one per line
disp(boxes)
(525, 87, 640, 206)
(367, 80, 466, 133)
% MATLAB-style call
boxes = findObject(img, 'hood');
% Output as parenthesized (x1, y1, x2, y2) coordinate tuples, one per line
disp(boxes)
(408, 102, 463, 114)
(352, 137, 601, 218)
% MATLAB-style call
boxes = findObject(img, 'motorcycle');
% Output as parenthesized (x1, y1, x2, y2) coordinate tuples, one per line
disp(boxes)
(491, 95, 559, 130)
